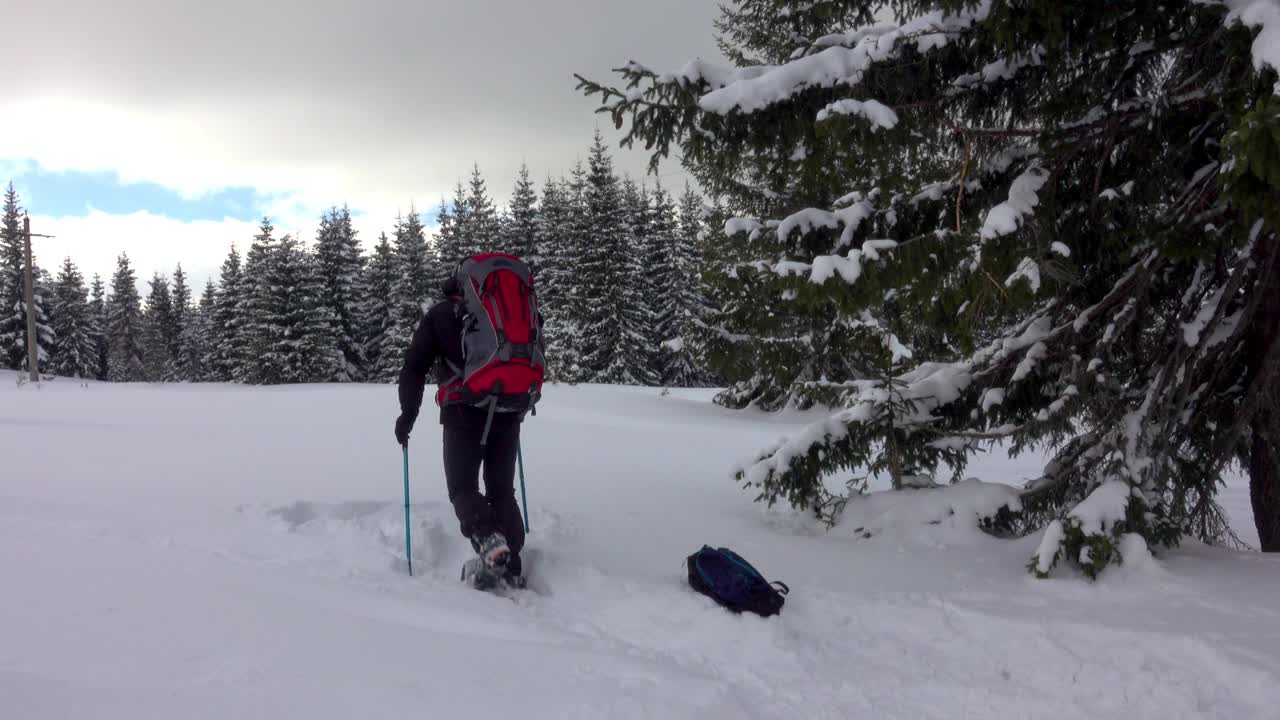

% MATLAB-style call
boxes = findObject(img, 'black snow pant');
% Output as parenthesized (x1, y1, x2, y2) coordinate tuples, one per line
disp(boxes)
(442, 408, 525, 565)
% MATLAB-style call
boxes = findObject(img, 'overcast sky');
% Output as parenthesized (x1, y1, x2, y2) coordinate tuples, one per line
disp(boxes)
(3, 0, 725, 289)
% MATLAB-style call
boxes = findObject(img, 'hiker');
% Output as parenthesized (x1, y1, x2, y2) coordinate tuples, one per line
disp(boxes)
(395, 253, 544, 590)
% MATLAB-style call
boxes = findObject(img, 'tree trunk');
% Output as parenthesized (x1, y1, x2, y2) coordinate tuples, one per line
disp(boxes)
(1252, 425, 1280, 551)
(1248, 240, 1280, 552)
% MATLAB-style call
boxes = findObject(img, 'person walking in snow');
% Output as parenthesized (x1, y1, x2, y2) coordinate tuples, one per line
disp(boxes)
(395, 253, 545, 590)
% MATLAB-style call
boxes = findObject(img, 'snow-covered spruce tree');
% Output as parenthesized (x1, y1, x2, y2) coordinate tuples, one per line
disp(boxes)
(48, 257, 97, 379)
(258, 234, 340, 384)
(537, 165, 592, 384)
(89, 273, 109, 380)
(106, 253, 145, 382)
(506, 163, 540, 272)
(565, 162, 598, 383)
(0, 183, 54, 373)
(178, 281, 215, 383)
(401, 205, 439, 304)
(576, 134, 648, 385)
(668, 184, 718, 387)
(621, 178, 662, 385)
(689, 194, 739, 389)
(533, 176, 564, 314)
(360, 232, 399, 382)
(31, 268, 56, 376)
(436, 185, 471, 270)
(235, 219, 279, 384)
(645, 182, 682, 384)
(208, 245, 243, 382)
(314, 205, 366, 381)
(629, 91, 867, 406)
(141, 273, 178, 382)
(579, 0, 1280, 570)
(170, 264, 191, 366)
(534, 175, 572, 381)
(431, 200, 457, 291)
(376, 209, 436, 380)
(463, 164, 503, 255)
(0, 182, 26, 370)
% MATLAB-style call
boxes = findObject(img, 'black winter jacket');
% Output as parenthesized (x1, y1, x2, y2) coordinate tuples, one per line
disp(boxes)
(397, 297, 476, 428)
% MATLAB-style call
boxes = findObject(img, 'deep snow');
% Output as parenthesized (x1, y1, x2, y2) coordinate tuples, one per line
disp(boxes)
(2, 372, 1278, 719)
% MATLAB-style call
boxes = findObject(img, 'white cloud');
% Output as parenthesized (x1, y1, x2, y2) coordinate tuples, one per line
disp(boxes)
(32, 211, 266, 294)
(4, 1, 718, 235)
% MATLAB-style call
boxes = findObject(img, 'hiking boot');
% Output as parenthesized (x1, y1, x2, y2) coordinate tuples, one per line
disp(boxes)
(472, 532, 511, 570)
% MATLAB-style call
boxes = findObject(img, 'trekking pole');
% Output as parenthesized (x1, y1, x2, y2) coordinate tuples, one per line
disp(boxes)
(517, 441, 530, 533)
(403, 445, 413, 576)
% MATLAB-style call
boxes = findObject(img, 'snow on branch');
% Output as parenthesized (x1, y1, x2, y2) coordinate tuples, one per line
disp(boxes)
(657, 58, 771, 92)
(757, 239, 899, 285)
(692, 2, 993, 114)
(980, 166, 1050, 240)
(775, 199, 877, 247)
(724, 217, 765, 241)
(812, 23, 901, 51)
(951, 47, 1047, 88)
(1181, 284, 1228, 346)
(737, 362, 974, 488)
(816, 99, 900, 129)
(1210, 0, 1280, 90)
(1005, 257, 1043, 293)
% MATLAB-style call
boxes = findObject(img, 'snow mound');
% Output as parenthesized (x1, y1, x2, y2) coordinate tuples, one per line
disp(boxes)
(1110, 532, 1163, 578)
(836, 478, 1022, 546)
(1070, 479, 1133, 534)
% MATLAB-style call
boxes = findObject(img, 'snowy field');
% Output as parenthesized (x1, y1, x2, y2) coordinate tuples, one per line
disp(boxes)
(3, 371, 1278, 720)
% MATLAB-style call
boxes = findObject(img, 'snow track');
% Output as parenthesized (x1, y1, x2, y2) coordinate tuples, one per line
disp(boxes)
(3, 375, 1278, 718)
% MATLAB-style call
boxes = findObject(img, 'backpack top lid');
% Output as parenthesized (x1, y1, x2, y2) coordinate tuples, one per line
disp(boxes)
(443, 253, 533, 298)
(454, 252, 539, 345)
(455, 252, 533, 285)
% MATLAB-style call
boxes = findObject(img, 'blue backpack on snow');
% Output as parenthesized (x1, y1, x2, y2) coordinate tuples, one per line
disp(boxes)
(686, 545, 789, 617)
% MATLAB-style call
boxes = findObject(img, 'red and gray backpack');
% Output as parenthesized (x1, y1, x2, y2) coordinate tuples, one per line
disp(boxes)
(436, 253, 545, 441)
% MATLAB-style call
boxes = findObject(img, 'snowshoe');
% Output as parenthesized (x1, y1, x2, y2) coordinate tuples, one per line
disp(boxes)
(461, 553, 526, 593)
(471, 531, 511, 571)
(461, 556, 503, 591)
(504, 573, 528, 590)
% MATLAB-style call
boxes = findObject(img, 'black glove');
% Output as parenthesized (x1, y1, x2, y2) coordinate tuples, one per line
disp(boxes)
(395, 413, 416, 446)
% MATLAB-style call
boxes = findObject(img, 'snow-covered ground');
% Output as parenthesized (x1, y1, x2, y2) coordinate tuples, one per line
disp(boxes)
(3, 371, 1278, 719)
